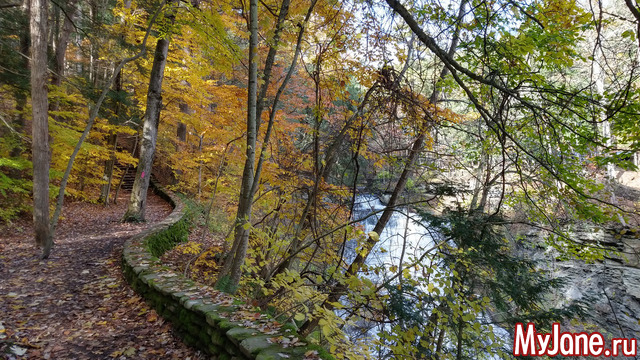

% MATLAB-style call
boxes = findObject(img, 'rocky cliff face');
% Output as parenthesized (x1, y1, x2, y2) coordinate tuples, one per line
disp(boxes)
(521, 225, 640, 349)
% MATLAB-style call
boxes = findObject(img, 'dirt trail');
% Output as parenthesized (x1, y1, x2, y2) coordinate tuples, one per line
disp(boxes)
(0, 191, 205, 360)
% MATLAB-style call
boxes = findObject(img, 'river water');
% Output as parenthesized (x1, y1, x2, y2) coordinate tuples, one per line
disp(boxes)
(346, 194, 437, 278)
(343, 194, 511, 358)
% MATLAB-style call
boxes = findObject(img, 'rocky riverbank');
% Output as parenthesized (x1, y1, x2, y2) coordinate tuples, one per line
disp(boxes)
(519, 224, 640, 352)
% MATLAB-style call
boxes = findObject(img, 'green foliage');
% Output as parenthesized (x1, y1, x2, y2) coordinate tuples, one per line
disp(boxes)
(373, 209, 589, 359)
(0, 7, 29, 95)
(214, 275, 238, 294)
(0, 155, 32, 222)
(145, 215, 191, 257)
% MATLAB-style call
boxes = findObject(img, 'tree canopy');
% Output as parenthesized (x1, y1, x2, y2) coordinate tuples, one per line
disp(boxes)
(1, 0, 640, 358)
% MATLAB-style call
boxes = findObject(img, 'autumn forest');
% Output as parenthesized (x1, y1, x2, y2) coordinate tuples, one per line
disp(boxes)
(2, 0, 640, 358)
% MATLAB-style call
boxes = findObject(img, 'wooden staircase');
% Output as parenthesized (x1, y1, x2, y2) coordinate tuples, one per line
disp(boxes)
(115, 163, 136, 191)
(115, 163, 158, 192)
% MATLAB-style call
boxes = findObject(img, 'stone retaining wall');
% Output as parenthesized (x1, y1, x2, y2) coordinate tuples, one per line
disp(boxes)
(122, 185, 330, 360)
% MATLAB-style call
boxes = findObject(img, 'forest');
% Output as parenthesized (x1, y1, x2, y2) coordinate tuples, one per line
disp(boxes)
(1, 0, 640, 358)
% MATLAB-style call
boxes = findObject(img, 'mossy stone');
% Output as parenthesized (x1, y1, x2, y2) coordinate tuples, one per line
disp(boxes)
(239, 336, 280, 357)
(211, 330, 225, 346)
(255, 347, 309, 360)
(226, 327, 258, 344)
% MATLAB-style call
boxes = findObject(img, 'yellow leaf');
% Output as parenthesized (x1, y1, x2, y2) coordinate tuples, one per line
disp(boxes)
(322, 324, 332, 336)
(427, 283, 437, 294)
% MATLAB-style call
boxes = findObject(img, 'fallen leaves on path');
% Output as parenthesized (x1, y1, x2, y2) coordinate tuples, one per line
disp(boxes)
(0, 191, 206, 360)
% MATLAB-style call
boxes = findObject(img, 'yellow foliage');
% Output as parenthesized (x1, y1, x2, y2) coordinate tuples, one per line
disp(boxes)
(175, 241, 203, 255)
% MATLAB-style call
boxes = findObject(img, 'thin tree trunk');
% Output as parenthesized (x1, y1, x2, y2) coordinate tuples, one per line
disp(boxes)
(592, 56, 615, 179)
(250, 0, 318, 202)
(14, 0, 30, 133)
(89, 4, 95, 85)
(592, 37, 625, 225)
(11, 14, 29, 157)
(123, 1, 175, 222)
(51, 0, 78, 87)
(217, 0, 258, 290)
(216, 0, 294, 289)
(177, 122, 187, 141)
(49, 3, 58, 54)
(255, 0, 290, 131)
(300, 130, 428, 335)
(114, 134, 138, 204)
(268, 84, 378, 280)
(198, 133, 203, 199)
(267, 37, 409, 281)
(99, 132, 117, 204)
(99, 62, 124, 204)
(50, 0, 79, 122)
(30, 0, 52, 259)
(245, 0, 320, 283)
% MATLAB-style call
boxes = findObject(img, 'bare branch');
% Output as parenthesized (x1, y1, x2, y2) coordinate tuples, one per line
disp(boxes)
(0, 113, 30, 143)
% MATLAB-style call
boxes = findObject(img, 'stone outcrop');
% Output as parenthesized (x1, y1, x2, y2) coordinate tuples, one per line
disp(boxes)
(522, 224, 640, 343)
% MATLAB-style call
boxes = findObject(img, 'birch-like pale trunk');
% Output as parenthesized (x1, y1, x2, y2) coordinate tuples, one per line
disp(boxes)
(30, 0, 52, 258)
(50, 3, 166, 234)
(123, 2, 175, 222)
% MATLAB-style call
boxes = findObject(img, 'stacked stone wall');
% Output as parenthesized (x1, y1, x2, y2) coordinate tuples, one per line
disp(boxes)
(122, 185, 330, 360)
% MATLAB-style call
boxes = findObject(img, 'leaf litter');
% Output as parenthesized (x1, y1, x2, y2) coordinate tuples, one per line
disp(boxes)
(0, 190, 206, 359)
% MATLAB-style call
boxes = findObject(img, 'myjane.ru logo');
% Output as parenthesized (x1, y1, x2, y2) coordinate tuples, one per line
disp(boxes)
(513, 323, 637, 357)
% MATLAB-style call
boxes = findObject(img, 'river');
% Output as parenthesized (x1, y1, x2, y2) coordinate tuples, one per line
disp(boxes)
(343, 194, 511, 359)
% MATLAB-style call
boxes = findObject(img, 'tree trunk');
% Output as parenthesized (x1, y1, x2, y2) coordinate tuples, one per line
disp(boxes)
(177, 102, 191, 143)
(99, 132, 117, 204)
(469, 143, 490, 213)
(49, 2, 58, 54)
(250, 0, 317, 203)
(123, 2, 175, 222)
(267, 84, 378, 281)
(198, 133, 203, 198)
(255, 0, 290, 132)
(49, 0, 79, 122)
(592, 56, 615, 179)
(177, 122, 187, 141)
(30, 0, 52, 259)
(217, 0, 258, 291)
(11, 6, 30, 157)
(99, 61, 124, 205)
(217, 0, 293, 289)
(114, 135, 138, 204)
(50, 2, 165, 234)
(209, 0, 315, 290)
(592, 37, 625, 225)
(51, 0, 78, 88)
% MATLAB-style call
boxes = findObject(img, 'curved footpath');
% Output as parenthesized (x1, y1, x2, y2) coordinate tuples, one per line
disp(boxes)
(122, 186, 329, 360)
(0, 190, 205, 359)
